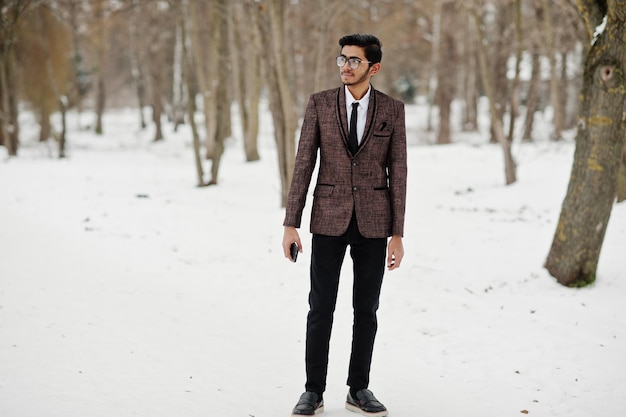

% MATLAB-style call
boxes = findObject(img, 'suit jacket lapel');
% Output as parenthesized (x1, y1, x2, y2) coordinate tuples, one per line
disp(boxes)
(336, 85, 378, 155)
(360, 87, 377, 150)
(336, 87, 350, 149)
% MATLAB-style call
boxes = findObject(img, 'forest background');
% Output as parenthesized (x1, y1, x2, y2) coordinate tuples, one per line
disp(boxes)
(0, 0, 625, 286)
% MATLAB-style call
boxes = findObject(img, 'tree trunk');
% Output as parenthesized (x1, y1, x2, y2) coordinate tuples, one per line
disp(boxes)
(58, 96, 67, 158)
(522, 52, 541, 141)
(258, 0, 298, 207)
(0, 38, 19, 156)
(472, 0, 517, 185)
(545, 0, 626, 286)
(232, 1, 261, 162)
(461, 14, 478, 131)
(426, 0, 442, 133)
(435, 1, 456, 145)
(507, 0, 523, 142)
(147, 1, 165, 142)
(541, 0, 565, 140)
(129, 0, 147, 129)
(94, 0, 106, 135)
(180, 0, 206, 187)
(491, 2, 511, 144)
(207, 0, 230, 185)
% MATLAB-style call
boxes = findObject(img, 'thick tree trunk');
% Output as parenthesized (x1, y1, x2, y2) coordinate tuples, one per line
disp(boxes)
(545, 0, 626, 286)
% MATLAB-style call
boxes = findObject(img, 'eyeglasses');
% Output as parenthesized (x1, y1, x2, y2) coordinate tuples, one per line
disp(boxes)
(336, 55, 373, 69)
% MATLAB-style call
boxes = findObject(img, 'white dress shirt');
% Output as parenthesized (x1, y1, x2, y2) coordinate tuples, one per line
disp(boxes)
(345, 85, 371, 145)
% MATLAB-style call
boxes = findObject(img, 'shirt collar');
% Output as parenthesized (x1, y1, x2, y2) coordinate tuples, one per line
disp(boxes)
(345, 84, 371, 108)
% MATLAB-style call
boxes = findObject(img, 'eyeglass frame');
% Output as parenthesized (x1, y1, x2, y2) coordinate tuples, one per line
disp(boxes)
(336, 55, 374, 70)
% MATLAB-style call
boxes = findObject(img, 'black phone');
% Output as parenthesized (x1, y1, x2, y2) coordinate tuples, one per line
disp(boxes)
(290, 242, 299, 262)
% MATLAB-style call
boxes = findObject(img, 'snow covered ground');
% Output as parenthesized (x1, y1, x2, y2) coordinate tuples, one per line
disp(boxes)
(1, 103, 624, 417)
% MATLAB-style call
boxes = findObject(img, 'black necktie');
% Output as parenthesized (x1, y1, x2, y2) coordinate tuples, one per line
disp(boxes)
(348, 102, 359, 154)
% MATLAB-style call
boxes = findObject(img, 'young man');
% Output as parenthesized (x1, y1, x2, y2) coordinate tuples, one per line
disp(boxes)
(282, 34, 407, 417)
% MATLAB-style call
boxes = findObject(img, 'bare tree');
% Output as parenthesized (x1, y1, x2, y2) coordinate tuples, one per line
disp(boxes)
(0, 0, 38, 156)
(92, 0, 107, 135)
(179, 0, 206, 187)
(460, 13, 479, 132)
(507, 0, 522, 143)
(435, 1, 456, 144)
(232, 0, 262, 162)
(258, 0, 298, 207)
(129, 0, 148, 129)
(545, 0, 626, 286)
(471, 0, 517, 185)
(540, 0, 565, 140)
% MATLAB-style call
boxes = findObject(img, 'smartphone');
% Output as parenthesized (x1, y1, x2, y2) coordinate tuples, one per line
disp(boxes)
(290, 242, 299, 262)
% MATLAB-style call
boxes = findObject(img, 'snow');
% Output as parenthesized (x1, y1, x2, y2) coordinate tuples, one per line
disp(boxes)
(1, 102, 625, 417)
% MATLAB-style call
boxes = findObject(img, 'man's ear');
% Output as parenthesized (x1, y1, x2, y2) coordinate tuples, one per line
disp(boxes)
(369, 62, 381, 76)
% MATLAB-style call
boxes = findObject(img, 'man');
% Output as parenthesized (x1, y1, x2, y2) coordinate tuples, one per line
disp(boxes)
(282, 34, 407, 417)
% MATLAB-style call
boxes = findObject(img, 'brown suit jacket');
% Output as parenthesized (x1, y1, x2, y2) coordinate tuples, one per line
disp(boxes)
(284, 86, 407, 238)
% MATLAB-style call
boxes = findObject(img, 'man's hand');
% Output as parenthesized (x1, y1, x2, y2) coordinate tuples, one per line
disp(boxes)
(387, 235, 404, 270)
(283, 226, 303, 262)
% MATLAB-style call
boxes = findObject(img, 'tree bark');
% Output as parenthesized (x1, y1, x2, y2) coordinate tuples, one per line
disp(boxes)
(435, 1, 456, 145)
(507, 0, 523, 142)
(93, 0, 106, 135)
(545, 0, 626, 286)
(129, 0, 147, 129)
(258, 0, 298, 207)
(180, 0, 206, 187)
(461, 13, 478, 132)
(0, 1, 30, 156)
(522, 51, 541, 141)
(617, 144, 626, 202)
(232, 0, 262, 162)
(541, 0, 565, 140)
(207, 0, 230, 185)
(472, 0, 517, 185)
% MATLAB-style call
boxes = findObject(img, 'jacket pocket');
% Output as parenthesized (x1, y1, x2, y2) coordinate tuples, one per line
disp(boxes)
(313, 184, 335, 197)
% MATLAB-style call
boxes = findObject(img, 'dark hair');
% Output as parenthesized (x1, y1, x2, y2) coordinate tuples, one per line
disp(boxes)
(338, 34, 382, 65)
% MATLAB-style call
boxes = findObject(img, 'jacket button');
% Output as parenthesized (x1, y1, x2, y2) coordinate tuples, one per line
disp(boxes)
(352, 162, 357, 167)
(353, 186, 357, 191)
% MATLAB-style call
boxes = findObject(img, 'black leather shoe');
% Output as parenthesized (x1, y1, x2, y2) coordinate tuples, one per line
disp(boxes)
(292, 391, 324, 416)
(346, 389, 388, 416)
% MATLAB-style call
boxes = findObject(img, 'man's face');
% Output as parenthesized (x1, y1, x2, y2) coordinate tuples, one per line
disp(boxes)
(339, 45, 377, 87)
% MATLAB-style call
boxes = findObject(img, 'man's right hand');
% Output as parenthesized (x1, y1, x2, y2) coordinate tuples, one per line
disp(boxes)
(282, 226, 302, 262)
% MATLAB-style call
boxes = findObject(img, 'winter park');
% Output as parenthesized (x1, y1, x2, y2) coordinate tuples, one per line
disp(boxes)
(1, 1, 626, 417)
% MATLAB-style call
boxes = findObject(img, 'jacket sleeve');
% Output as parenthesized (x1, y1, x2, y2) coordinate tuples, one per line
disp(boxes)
(388, 99, 407, 237)
(283, 94, 320, 228)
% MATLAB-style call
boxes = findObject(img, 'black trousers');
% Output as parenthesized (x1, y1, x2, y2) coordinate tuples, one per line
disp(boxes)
(304, 214, 387, 395)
